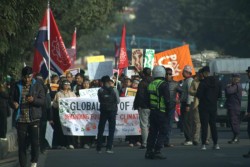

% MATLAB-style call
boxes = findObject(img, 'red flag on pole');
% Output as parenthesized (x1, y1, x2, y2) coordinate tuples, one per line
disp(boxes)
(33, 7, 71, 78)
(118, 25, 129, 75)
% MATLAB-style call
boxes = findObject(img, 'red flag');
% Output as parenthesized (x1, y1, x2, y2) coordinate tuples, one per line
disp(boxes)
(118, 25, 129, 75)
(50, 9, 71, 72)
(33, 8, 71, 77)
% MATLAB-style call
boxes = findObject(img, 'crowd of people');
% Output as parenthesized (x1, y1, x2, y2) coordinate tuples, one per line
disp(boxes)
(0, 64, 250, 166)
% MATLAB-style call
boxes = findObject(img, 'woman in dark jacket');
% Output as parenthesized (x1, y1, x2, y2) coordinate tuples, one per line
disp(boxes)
(0, 83, 10, 140)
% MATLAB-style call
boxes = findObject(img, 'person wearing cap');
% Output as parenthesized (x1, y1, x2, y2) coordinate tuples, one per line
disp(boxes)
(9, 66, 45, 167)
(243, 67, 250, 158)
(133, 67, 153, 149)
(145, 66, 170, 159)
(225, 74, 242, 144)
(197, 66, 221, 150)
(52, 79, 76, 150)
(180, 65, 194, 146)
(96, 75, 120, 154)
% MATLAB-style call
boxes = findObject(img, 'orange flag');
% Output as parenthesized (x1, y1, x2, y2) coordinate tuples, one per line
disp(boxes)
(154, 44, 195, 81)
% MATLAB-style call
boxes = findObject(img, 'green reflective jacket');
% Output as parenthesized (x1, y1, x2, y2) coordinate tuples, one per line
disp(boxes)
(147, 79, 166, 112)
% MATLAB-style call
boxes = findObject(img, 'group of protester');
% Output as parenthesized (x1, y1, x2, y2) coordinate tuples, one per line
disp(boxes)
(0, 64, 250, 166)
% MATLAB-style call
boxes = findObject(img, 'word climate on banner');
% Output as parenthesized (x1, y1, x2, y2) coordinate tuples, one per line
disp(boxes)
(59, 97, 140, 136)
(154, 45, 195, 81)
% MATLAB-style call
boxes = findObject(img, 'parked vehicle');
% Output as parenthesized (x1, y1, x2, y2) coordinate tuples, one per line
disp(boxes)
(209, 58, 250, 125)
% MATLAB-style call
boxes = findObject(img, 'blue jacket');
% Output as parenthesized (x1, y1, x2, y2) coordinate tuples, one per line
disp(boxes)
(10, 79, 45, 122)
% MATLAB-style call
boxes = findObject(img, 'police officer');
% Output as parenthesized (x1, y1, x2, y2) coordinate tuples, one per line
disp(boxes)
(225, 74, 242, 144)
(243, 66, 250, 158)
(145, 66, 170, 159)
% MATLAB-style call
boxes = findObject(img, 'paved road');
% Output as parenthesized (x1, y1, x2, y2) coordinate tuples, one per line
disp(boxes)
(36, 125, 250, 167)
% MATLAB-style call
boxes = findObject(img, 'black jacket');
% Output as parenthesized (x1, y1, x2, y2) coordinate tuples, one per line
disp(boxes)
(0, 91, 10, 117)
(10, 79, 45, 122)
(133, 76, 153, 109)
(197, 76, 221, 113)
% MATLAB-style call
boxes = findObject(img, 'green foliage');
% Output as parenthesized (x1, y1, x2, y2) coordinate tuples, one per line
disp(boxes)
(0, 0, 130, 76)
(131, 0, 250, 57)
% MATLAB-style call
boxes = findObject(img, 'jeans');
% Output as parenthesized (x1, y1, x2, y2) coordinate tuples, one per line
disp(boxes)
(96, 111, 116, 150)
(147, 110, 168, 152)
(17, 121, 40, 167)
(138, 108, 150, 147)
(192, 106, 201, 142)
(181, 102, 193, 141)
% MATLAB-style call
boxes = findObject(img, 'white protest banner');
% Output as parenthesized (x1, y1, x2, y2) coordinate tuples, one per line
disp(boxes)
(144, 49, 155, 69)
(59, 97, 140, 136)
(79, 88, 100, 98)
(45, 122, 54, 147)
(131, 49, 143, 71)
(87, 61, 113, 80)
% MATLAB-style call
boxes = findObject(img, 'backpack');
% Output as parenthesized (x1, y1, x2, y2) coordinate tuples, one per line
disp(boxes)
(99, 87, 117, 112)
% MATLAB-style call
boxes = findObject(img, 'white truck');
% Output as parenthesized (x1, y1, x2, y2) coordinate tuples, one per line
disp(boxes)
(209, 58, 250, 125)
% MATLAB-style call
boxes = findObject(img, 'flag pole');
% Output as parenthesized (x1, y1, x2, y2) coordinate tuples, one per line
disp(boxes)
(47, 1, 51, 83)
(74, 27, 77, 66)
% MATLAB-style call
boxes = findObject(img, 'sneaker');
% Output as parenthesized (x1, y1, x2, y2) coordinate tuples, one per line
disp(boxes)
(145, 151, 154, 159)
(30, 162, 37, 167)
(139, 145, 146, 149)
(183, 141, 193, 146)
(243, 152, 250, 158)
(136, 142, 141, 146)
(201, 145, 206, 150)
(68, 145, 74, 149)
(129, 143, 134, 147)
(0, 138, 7, 141)
(228, 139, 239, 144)
(154, 152, 167, 159)
(106, 149, 114, 154)
(213, 144, 220, 150)
(83, 144, 90, 149)
(205, 140, 210, 145)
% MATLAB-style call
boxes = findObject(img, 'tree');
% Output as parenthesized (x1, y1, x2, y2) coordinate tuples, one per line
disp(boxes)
(130, 0, 250, 57)
(0, 0, 130, 77)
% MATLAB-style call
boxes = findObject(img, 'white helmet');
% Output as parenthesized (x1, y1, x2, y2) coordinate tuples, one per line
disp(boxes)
(152, 66, 166, 78)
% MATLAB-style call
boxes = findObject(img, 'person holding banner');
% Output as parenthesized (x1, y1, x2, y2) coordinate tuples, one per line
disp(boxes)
(96, 76, 120, 154)
(145, 66, 170, 159)
(52, 80, 76, 149)
(134, 67, 153, 149)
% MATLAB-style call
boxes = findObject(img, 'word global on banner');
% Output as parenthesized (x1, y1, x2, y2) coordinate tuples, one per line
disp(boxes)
(59, 97, 140, 136)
